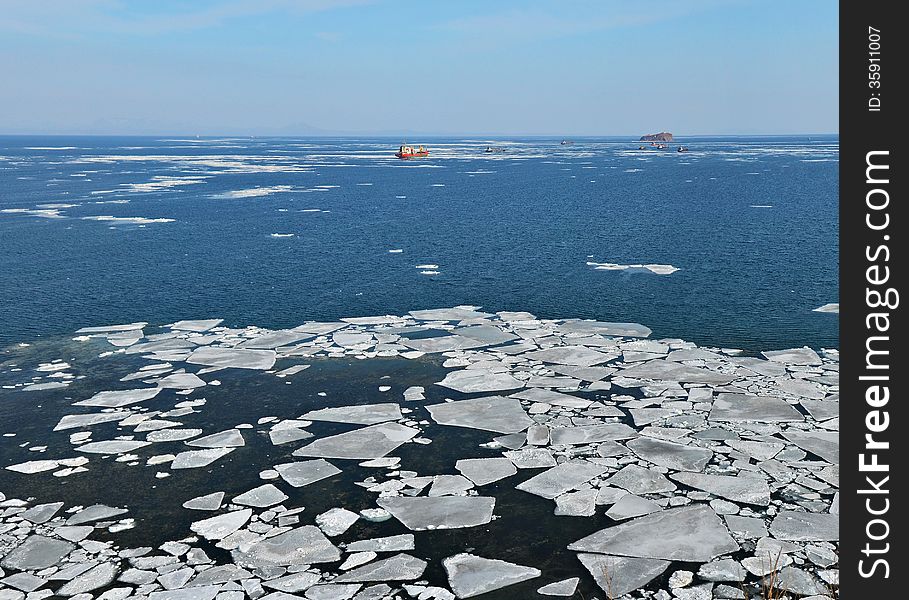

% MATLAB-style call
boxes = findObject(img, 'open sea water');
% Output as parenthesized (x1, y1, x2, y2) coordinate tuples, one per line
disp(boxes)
(0, 135, 838, 351)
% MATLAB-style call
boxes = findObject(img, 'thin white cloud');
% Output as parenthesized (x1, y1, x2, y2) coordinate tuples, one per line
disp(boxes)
(440, 0, 745, 41)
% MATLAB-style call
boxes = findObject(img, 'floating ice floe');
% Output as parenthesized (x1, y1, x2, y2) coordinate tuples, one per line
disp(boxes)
(812, 303, 839, 313)
(427, 396, 532, 433)
(186, 347, 277, 370)
(443, 554, 539, 598)
(81, 216, 175, 224)
(302, 403, 402, 425)
(435, 370, 523, 393)
(570, 505, 739, 562)
(587, 261, 680, 275)
(293, 423, 418, 460)
(232, 526, 341, 566)
(215, 185, 295, 199)
(74, 387, 161, 408)
(377, 497, 495, 531)
(171, 447, 235, 469)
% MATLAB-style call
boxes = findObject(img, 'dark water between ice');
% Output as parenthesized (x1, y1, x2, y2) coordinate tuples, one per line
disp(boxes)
(0, 135, 838, 351)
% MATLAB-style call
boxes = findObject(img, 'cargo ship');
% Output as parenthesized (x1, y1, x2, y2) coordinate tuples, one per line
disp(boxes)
(395, 143, 429, 159)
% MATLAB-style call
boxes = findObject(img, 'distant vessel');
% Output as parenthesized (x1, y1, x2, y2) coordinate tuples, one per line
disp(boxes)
(485, 146, 504, 153)
(560, 140, 574, 145)
(395, 143, 429, 159)
(677, 146, 689, 153)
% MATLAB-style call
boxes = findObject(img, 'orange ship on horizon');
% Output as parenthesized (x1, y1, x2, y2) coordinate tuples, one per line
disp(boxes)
(395, 143, 429, 159)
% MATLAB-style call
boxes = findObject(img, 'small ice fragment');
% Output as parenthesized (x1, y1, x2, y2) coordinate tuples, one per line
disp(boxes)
(812, 303, 839, 313)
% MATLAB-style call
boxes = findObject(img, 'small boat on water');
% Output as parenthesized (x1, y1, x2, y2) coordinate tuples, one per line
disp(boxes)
(560, 140, 574, 145)
(484, 146, 504, 153)
(395, 143, 429, 159)
(677, 146, 689, 153)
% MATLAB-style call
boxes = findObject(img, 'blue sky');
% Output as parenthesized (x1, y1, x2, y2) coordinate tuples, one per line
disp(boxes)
(0, 0, 838, 136)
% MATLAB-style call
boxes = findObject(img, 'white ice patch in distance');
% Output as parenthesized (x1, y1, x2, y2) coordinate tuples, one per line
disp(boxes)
(82, 216, 175, 224)
(215, 185, 295, 199)
(2, 208, 66, 218)
(813, 303, 839, 314)
(586, 261, 679, 275)
(120, 176, 209, 193)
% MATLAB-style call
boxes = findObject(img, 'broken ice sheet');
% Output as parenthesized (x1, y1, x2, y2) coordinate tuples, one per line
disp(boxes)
(670, 472, 771, 506)
(604, 494, 661, 520)
(186, 346, 277, 370)
(434, 369, 523, 393)
(231, 525, 340, 566)
(191, 508, 252, 540)
(769, 510, 839, 541)
(455, 457, 517, 486)
(76, 440, 151, 454)
(335, 553, 427, 583)
(53, 411, 130, 431)
(74, 387, 161, 408)
(315, 507, 359, 536)
(293, 422, 418, 460)
(570, 505, 739, 562)
(442, 553, 540, 598)
(427, 396, 532, 434)
(186, 428, 245, 448)
(0, 535, 75, 570)
(232, 483, 288, 507)
(376, 496, 495, 530)
(171, 447, 235, 469)
(576, 553, 669, 597)
(709, 393, 804, 423)
(515, 460, 608, 500)
(170, 319, 224, 332)
(525, 345, 615, 367)
(409, 307, 492, 321)
(781, 430, 839, 464)
(619, 359, 737, 385)
(301, 403, 402, 425)
(626, 436, 713, 471)
(274, 459, 341, 487)
(183, 491, 225, 511)
(548, 423, 637, 445)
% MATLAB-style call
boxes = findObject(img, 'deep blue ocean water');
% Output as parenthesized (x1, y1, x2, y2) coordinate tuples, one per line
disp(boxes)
(0, 135, 838, 350)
